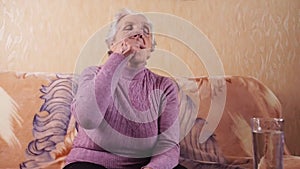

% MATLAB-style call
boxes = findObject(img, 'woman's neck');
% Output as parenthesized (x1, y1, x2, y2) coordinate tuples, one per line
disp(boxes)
(122, 64, 146, 80)
(127, 61, 146, 69)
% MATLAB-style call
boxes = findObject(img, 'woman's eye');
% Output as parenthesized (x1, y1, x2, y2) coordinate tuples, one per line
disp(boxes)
(123, 25, 133, 31)
(143, 27, 150, 34)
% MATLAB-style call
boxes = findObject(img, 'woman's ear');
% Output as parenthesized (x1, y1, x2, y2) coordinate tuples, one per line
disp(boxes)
(107, 43, 113, 56)
(150, 36, 156, 52)
(108, 42, 114, 51)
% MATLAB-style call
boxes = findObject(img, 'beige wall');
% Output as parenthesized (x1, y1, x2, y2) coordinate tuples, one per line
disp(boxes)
(1, 0, 299, 155)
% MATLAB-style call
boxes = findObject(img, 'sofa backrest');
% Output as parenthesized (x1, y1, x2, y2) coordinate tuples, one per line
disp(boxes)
(0, 72, 284, 169)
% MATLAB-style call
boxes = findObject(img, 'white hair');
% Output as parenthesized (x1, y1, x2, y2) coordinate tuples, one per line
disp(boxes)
(105, 8, 156, 51)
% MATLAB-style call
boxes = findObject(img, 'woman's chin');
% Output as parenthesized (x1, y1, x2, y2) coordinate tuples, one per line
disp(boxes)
(128, 59, 147, 68)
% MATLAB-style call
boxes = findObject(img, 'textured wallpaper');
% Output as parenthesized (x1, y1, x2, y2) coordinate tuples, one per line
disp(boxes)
(0, 0, 299, 155)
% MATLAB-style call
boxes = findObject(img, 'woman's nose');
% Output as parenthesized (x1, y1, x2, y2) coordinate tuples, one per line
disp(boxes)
(130, 33, 144, 40)
(133, 34, 143, 39)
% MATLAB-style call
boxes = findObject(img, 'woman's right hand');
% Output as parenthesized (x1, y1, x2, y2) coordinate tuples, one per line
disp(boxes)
(109, 38, 141, 57)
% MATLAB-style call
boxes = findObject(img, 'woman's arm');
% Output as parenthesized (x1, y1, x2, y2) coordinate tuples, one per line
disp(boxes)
(71, 53, 127, 129)
(71, 38, 140, 130)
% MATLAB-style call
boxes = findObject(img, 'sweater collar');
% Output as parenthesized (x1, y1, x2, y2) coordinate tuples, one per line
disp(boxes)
(121, 65, 146, 80)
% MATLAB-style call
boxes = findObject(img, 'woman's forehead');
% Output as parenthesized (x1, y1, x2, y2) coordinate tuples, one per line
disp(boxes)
(118, 14, 150, 26)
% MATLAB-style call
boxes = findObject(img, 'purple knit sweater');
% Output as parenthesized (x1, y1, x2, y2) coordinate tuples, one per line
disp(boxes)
(65, 53, 180, 169)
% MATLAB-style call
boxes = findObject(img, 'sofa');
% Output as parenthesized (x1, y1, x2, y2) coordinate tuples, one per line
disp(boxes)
(0, 71, 299, 169)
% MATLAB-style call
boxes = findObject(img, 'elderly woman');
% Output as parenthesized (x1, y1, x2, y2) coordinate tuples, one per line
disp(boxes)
(64, 9, 185, 169)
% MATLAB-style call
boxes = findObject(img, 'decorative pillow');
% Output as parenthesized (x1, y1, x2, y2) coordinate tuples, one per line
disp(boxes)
(180, 118, 224, 162)
(20, 75, 77, 169)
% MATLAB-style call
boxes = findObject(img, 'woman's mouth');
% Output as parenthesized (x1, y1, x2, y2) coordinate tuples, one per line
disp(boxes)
(139, 44, 146, 49)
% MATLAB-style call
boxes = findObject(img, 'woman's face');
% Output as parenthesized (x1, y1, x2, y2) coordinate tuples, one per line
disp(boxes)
(113, 14, 152, 49)
(112, 14, 153, 68)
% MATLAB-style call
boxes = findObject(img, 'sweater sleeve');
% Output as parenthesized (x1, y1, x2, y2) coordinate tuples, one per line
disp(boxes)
(71, 53, 126, 129)
(144, 79, 180, 169)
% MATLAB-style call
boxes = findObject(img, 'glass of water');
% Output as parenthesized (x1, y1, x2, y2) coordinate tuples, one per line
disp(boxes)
(251, 117, 284, 169)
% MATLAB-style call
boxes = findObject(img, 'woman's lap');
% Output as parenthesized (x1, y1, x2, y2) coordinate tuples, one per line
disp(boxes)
(63, 162, 107, 169)
(63, 162, 187, 169)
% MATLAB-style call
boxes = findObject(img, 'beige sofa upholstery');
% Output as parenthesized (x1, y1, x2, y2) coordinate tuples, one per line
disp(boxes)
(0, 71, 299, 169)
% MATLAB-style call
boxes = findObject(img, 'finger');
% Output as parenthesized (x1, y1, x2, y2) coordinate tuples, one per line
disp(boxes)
(122, 43, 130, 54)
(110, 38, 126, 50)
(123, 43, 137, 57)
(110, 40, 126, 54)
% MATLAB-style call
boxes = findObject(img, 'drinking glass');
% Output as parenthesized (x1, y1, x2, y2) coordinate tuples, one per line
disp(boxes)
(251, 117, 284, 169)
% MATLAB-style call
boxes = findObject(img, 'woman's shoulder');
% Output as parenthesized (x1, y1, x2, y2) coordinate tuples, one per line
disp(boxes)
(80, 66, 101, 76)
(76, 66, 102, 82)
